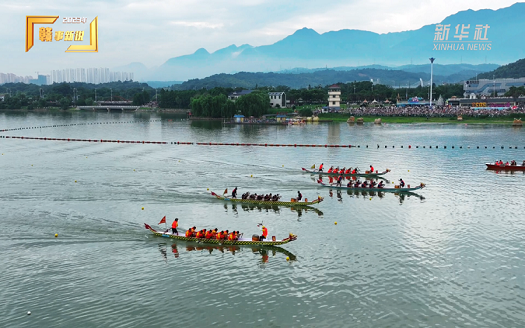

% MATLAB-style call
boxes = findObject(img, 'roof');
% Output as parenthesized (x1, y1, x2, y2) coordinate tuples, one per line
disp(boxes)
(268, 92, 285, 96)
(233, 114, 245, 118)
(328, 84, 340, 89)
(276, 114, 287, 117)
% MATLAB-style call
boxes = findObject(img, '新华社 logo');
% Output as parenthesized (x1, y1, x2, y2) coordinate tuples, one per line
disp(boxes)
(433, 23, 491, 51)
(25, 15, 98, 52)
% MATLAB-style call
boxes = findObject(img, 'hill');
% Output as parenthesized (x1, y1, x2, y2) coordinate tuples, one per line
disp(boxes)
(174, 67, 485, 90)
(476, 58, 525, 79)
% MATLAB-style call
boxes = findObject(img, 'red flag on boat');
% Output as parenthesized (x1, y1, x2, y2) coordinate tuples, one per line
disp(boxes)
(158, 216, 166, 224)
(223, 188, 228, 195)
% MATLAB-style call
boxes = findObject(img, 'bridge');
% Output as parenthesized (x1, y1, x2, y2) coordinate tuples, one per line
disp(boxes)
(77, 106, 140, 111)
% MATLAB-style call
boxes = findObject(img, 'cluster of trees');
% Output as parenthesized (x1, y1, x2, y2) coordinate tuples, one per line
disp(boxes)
(504, 86, 525, 99)
(0, 93, 72, 110)
(189, 91, 269, 118)
(132, 90, 151, 106)
(0, 81, 156, 109)
(190, 94, 235, 118)
(333, 81, 463, 102)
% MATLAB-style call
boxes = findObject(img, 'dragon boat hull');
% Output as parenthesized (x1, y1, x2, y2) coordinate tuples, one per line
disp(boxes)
(211, 191, 323, 206)
(302, 168, 390, 177)
(317, 180, 425, 192)
(486, 163, 525, 171)
(144, 224, 296, 246)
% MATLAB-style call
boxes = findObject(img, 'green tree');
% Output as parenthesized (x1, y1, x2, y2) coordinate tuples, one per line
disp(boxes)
(504, 86, 525, 102)
(58, 97, 71, 110)
(235, 91, 270, 117)
(133, 93, 145, 106)
(37, 98, 47, 108)
(299, 108, 313, 117)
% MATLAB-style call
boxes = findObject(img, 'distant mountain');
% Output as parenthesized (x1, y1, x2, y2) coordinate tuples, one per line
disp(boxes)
(476, 58, 525, 79)
(174, 69, 438, 90)
(276, 63, 498, 76)
(146, 3, 525, 81)
(173, 63, 498, 90)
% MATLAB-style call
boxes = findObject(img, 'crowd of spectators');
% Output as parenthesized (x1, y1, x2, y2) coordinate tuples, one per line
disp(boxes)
(316, 105, 525, 118)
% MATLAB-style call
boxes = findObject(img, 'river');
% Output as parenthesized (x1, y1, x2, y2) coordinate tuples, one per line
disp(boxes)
(1, 111, 524, 327)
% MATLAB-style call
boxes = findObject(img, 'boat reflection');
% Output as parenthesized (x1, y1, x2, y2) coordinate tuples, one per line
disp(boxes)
(327, 189, 425, 202)
(487, 169, 525, 175)
(223, 203, 323, 217)
(156, 241, 297, 263)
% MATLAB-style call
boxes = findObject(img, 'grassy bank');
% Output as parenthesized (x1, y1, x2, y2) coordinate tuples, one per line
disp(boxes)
(318, 114, 521, 124)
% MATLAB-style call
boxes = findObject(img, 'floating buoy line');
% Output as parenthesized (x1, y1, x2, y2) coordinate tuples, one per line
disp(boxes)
(0, 120, 523, 149)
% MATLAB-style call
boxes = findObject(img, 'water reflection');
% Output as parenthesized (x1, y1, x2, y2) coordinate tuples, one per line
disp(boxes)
(158, 113, 188, 121)
(190, 120, 223, 130)
(222, 203, 323, 217)
(156, 242, 297, 263)
(325, 189, 425, 202)
(133, 112, 152, 120)
(487, 169, 525, 175)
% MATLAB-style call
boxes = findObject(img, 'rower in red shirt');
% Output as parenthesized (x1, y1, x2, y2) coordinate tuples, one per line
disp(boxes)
(260, 226, 268, 241)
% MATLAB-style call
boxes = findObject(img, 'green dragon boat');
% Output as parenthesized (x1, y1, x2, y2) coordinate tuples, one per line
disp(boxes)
(144, 223, 297, 246)
(210, 191, 323, 206)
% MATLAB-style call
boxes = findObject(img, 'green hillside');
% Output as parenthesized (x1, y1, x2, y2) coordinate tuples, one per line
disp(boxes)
(477, 58, 525, 79)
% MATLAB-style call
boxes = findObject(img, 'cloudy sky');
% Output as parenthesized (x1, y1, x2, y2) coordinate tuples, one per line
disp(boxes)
(0, 0, 520, 77)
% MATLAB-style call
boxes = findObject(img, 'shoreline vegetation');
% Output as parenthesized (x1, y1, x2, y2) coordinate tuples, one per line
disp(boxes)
(0, 107, 521, 124)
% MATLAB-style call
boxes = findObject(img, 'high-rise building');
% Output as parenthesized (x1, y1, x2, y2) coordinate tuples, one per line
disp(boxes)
(1, 68, 135, 85)
(80, 68, 86, 83)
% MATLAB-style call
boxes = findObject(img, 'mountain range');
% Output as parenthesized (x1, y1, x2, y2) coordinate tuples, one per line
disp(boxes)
(117, 2, 525, 82)
(174, 65, 499, 90)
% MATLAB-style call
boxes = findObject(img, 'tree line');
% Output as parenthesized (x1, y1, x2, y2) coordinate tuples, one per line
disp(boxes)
(0, 81, 155, 109)
(189, 91, 269, 118)
(1, 80, 466, 113)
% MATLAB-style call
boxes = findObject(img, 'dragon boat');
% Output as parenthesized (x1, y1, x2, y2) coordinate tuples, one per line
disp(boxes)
(144, 223, 297, 246)
(302, 167, 391, 177)
(486, 163, 525, 171)
(317, 180, 425, 192)
(210, 191, 323, 206)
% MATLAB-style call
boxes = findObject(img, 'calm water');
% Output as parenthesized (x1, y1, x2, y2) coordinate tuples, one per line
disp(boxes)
(1, 111, 524, 327)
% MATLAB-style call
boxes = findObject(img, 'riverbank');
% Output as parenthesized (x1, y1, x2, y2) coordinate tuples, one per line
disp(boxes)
(318, 114, 522, 124)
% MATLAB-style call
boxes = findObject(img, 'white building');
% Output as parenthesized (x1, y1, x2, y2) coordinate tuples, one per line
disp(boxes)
(327, 84, 341, 109)
(268, 92, 286, 108)
(464, 78, 525, 97)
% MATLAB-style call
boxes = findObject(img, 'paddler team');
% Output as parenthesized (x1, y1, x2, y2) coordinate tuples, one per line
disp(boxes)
(181, 226, 243, 241)
(317, 164, 377, 175)
(170, 220, 270, 242)
(494, 160, 524, 166)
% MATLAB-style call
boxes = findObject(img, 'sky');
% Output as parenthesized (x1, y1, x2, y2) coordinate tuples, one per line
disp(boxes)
(0, 0, 521, 77)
